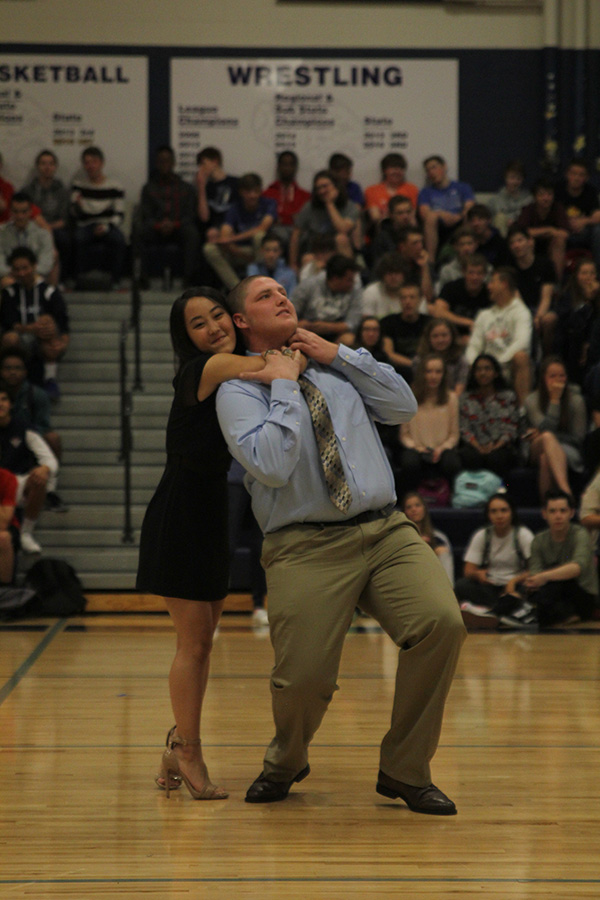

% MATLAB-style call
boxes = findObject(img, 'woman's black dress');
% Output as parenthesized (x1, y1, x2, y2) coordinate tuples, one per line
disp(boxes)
(136, 354, 231, 601)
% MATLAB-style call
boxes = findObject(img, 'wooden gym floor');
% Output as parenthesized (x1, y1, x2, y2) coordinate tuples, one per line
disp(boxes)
(1, 597, 600, 899)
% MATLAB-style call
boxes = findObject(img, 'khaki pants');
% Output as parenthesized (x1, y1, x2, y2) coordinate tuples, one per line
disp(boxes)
(261, 511, 466, 787)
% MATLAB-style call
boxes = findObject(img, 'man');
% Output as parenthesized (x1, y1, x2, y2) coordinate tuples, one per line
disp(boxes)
(139, 146, 199, 286)
(418, 155, 475, 260)
(0, 192, 55, 286)
(434, 253, 491, 340)
(554, 158, 600, 269)
(396, 226, 434, 303)
(0, 152, 14, 224)
(216, 275, 465, 813)
(370, 195, 415, 265)
(203, 173, 277, 290)
(291, 253, 362, 339)
(507, 224, 557, 354)
(513, 490, 598, 628)
(70, 146, 126, 287)
(247, 232, 297, 295)
(0, 380, 59, 554)
(365, 153, 419, 227)
(465, 204, 508, 267)
(0, 465, 20, 585)
(263, 151, 310, 247)
(362, 252, 408, 319)
(328, 152, 364, 206)
(380, 282, 429, 382)
(0, 247, 70, 401)
(23, 149, 71, 280)
(516, 177, 569, 282)
(195, 146, 239, 241)
(435, 227, 492, 294)
(465, 267, 532, 405)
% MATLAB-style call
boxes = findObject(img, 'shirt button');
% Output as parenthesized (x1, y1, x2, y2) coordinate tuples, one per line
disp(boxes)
(342, 437, 346, 441)
(293, 390, 298, 394)
(362, 491, 366, 497)
(351, 465, 356, 470)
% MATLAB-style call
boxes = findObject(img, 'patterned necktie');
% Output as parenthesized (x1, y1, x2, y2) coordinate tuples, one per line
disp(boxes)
(298, 375, 352, 514)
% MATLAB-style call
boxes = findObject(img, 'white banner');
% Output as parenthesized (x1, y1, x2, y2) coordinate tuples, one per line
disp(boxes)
(171, 57, 458, 190)
(0, 55, 148, 218)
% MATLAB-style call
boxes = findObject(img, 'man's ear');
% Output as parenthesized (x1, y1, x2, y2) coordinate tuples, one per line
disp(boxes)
(233, 311, 247, 330)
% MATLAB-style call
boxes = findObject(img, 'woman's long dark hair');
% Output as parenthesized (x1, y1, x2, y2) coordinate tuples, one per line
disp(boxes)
(169, 286, 242, 375)
(537, 355, 570, 431)
(485, 491, 519, 528)
(465, 353, 508, 392)
(311, 169, 348, 209)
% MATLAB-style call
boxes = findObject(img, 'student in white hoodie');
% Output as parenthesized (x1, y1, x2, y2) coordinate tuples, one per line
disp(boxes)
(464, 266, 532, 406)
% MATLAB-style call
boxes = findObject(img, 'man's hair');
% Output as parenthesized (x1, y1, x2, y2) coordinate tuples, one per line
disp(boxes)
(328, 152, 352, 171)
(376, 251, 408, 278)
(8, 246, 37, 266)
(238, 172, 262, 192)
(11, 191, 32, 207)
(463, 253, 488, 272)
(400, 281, 421, 295)
(467, 203, 492, 221)
(381, 152, 407, 172)
(397, 226, 423, 244)
(35, 148, 58, 165)
(543, 489, 574, 509)
(326, 253, 359, 281)
(156, 145, 175, 159)
(566, 157, 588, 173)
(389, 195, 412, 213)
(423, 154, 445, 168)
(452, 226, 476, 244)
(261, 231, 282, 249)
(82, 146, 104, 162)
(226, 276, 261, 316)
(503, 159, 526, 178)
(507, 223, 531, 243)
(533, 176, 555, 194)
(494, 266, 518, 293)
(277, 150, 298, 166)
(196, 146, 222, 165)
(0, 345, 28, 368)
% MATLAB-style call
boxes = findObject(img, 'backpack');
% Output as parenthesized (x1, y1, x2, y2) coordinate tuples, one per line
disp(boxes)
(0, 585, 40, 620)
(24, 559, 87, 617)
(418, 477, 451, 508)
(452, 470, 504, 508)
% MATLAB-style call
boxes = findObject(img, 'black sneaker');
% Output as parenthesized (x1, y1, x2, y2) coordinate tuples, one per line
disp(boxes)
(499, 600, 538, 629)
(44, 491, 69, 513)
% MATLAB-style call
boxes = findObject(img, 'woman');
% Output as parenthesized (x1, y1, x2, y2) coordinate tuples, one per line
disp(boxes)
(354, 315, 388, 363)
(455, 492, 534, 628)
(554, 257, 600, 386)
(459, 354, 519, 479)
(523, 355, 587, 501)
(136, 286, 300, 800)
(402, 490, 454, 583)
(397, 352, 460, 493)
(413, 317, 469, 395)
(289, 170, 361, 270)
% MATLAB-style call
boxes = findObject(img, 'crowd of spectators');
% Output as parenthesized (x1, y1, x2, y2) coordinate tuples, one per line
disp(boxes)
(2, 141, 600, 628)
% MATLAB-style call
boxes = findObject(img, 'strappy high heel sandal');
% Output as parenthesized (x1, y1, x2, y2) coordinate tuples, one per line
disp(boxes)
(155, 725, 182, 791)
(161, 732, 228, 800)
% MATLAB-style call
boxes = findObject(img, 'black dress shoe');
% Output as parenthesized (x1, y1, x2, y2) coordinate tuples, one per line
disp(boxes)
(245, 764, 310, 803)
(376, 769, 457, 815)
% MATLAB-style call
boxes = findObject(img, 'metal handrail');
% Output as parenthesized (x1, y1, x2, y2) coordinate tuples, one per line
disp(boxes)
(119, 268, 144, 544)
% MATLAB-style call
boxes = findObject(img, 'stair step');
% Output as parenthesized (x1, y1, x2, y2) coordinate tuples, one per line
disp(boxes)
(38, 505, 148, 529)
(58, 465, 162, 489)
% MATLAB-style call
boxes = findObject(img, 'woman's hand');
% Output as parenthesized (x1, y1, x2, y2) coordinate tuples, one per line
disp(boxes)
(287, 329, 339, 365)
(239, 349, 302, 384)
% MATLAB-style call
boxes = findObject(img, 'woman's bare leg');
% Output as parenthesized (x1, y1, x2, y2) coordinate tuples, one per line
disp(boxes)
(530, 432, 571, 498)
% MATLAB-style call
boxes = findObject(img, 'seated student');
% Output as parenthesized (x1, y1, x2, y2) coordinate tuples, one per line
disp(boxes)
(23, 149, 71, 281)
(413, 317, 469, 395)
(0, 466, 20, 585)
(0, 379, 59, 554)
(263, 150, 310, 249)
(291, 253, 362, 340)
(0, 152, 14, 224)
(507, 223, 558, 355)
(465, 266, 532, 406)
(380, 282, 430, 381)
(139, 145, 199, 287)
(523, 489, 598, 627)
(203, 173, 277, 290)
(0, 247, 69, 401)
(396, 353, 461, 493)
(396, 226, 434, 303)
(523, 356, 587, 502)
(580, 463, 600, 555)
(517, 177, 569, 282)
(459, 354, 520, 479)
(554, 257, 600, 387)
(0, 193, 55, 287)
(70, 146, 126, 288)
(418, 155, 475, 261)
(353, 315, 388, 362)
(434, 253, 491, 342)
(554, 158, 600, 270)
(369, 195, 414, 265)
(298, 233, 336, 282)
(435, 227, 492, 294)
(465, 204, 508, 267)
(454, 491, 534, 628)
(195, 146, 239, 242)
(361, 252, 408, 318)
(487, 160, 533, 236)
(402, 490, 454, 583)
(289, 170, 361, 272)
(247, 232, 297, 295)
(364, 153, 419, 229)
(328, 152, 364, 207)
